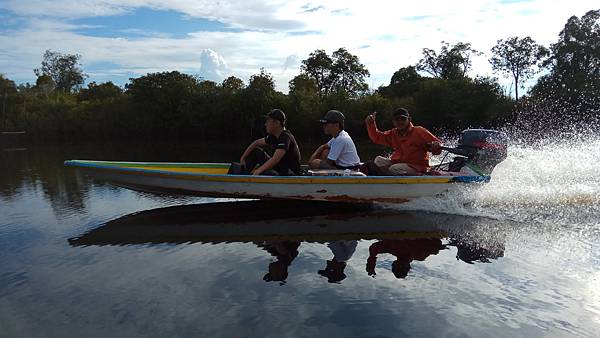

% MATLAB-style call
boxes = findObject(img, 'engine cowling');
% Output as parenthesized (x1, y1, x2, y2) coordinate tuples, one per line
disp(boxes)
(447, 129, 508, 175)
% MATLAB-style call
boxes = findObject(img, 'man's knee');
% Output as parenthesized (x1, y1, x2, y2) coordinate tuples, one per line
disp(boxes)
(318, 160, 337, 170)
(374, 156, 392, 168)
(309, 159, 321, 169)
(245, 148, 270, 171)
(249, 148, 269, 161)
(389, 163, 418, 176)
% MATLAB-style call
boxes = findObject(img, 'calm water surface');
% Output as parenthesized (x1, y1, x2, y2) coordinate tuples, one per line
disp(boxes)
(1, 139, 599, 338)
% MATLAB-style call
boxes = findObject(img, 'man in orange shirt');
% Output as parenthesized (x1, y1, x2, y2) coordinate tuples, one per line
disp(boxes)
(365, 108, 442, 175)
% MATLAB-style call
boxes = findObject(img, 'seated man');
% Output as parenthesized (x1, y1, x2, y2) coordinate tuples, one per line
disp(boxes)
(364, 108, 442, 175)
(308, 110, 361, 170)
(234, 109, 301, 176)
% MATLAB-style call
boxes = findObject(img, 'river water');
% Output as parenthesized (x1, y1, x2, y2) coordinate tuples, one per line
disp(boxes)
(1, 136, 599, 337)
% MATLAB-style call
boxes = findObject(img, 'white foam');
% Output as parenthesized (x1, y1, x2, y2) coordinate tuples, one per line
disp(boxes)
(393, 133, 600, 227)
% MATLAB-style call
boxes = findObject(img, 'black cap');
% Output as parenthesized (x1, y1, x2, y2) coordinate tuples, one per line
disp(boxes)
(392, 108, 410, 119)
(319, 110, 345, 124)
(265, 109, 286, 125)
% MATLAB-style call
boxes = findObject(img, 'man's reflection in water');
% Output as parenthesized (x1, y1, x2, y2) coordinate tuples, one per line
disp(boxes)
(449, 235, 505, 264)
(318, 240, 359, 283)
(257, 241, 301, 284)
(366, 239, 445, 278)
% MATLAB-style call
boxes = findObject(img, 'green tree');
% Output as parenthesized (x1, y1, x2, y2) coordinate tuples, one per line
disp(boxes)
(379, 66, 423, 98)
(330, 47, 370, 96)
(35, 74, 56, 98)
(300, 48, 369, 97)
(530, 9, 600, 116)
(0, 75, 18, 130)
(300, 49, 333, 96)
(242, 68, 277, 137)
(288, 73, 318, 94)
(78, 81, 122, 101)
(125, 71, 199, 135)
(287, 74, 321, 138)
(490, 36, 548, 101)
(34, 50, 87, 92)
(417, 42, 481, 80)
(414, 77, 509, 130)
(221, 76, 245, 92)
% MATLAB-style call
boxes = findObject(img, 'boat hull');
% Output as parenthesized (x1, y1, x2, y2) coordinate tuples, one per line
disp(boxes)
(64, 160, 489, 203)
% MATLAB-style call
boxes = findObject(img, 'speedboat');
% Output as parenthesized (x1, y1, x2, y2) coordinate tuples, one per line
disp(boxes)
(65, 129, 507, 203)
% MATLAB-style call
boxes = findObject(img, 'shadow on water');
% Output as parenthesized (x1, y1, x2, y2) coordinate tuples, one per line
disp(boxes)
(69, 200, 506, 283)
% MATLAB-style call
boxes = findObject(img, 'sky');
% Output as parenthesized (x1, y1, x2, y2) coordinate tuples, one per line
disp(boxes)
(0, 0, 595, 94)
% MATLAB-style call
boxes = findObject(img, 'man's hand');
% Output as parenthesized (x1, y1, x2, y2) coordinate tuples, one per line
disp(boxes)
(365, 111, 377, 124)
(426, 141, 442, 155)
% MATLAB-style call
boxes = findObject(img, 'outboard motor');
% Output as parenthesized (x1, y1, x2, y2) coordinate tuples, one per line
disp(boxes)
(445, 129, 508, 175)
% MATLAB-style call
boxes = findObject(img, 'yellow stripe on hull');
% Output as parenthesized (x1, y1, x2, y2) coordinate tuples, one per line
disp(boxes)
(105, 166, 454, 184)
(132, 166, 230, 175)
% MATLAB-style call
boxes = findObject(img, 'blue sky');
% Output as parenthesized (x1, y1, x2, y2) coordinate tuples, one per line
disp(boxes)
(0, 0, 594, 94)
(70, 8, 240, 39)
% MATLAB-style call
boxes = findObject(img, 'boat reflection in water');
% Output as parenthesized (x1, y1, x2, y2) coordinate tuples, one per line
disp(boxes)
(69, 200, 506, 282)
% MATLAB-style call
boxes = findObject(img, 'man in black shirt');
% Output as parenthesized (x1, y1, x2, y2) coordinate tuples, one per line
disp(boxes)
(235, 109, 301, 176)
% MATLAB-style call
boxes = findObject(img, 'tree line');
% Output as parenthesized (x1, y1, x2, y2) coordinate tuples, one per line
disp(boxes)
(0, 9, 598, 142)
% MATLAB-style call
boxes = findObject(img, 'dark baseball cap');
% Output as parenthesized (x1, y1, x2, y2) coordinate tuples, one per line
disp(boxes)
(319, 110, 345, 124)
(265, 109, 286, 124)
(392, 108, 410, 119)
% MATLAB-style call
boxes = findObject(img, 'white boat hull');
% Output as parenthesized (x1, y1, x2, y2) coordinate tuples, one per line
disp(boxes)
(65, 160, 488, 203)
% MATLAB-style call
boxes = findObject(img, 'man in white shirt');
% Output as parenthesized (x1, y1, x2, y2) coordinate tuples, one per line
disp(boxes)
(308, 110, 361, 170)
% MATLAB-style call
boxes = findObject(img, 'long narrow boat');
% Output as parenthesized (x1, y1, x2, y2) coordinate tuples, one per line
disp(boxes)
(64, 159, 488, 203)
(65, 130, 508, 203)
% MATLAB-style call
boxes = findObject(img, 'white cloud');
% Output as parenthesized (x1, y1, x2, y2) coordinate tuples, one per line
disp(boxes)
(199, 48, 228, 82)
(0, 0, 596, 92)
(282, 54, 300, 72)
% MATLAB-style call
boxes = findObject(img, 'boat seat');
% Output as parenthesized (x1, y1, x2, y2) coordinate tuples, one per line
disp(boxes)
(307, 169, 366, 177)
